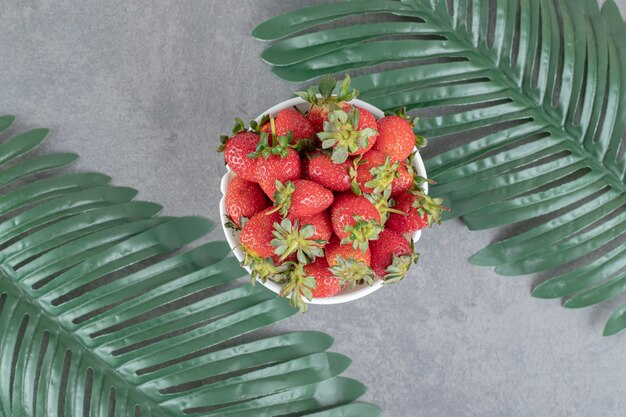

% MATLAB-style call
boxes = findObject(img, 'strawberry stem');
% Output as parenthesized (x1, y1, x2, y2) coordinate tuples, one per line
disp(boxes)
(386, 207, 407, 216)
(270, 115, 277, 147)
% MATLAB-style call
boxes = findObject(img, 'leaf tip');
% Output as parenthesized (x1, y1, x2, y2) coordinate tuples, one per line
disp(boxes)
(603, 322, 621, 337)
(468, 249, 496, 266)
(530, 282, 553, 299)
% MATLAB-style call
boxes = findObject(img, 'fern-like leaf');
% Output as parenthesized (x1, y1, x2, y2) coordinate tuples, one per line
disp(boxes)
(253, 0, 626, 335)
(0, 117, 380, 416)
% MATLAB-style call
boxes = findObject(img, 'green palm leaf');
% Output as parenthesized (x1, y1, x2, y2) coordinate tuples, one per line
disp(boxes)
(0, 118, 380, 416)
(253, 0, 626, 335)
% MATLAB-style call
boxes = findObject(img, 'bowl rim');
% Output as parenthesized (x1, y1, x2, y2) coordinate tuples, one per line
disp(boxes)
(218, 96, 428, 305)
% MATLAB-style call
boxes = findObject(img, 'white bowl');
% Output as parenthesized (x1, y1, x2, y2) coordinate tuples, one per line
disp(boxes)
(219, 97, 428, 305)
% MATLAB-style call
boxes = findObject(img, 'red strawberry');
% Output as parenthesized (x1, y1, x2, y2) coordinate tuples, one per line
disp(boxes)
(307, 152, 352, 192)
(325, 235, 375, 289)
(219, 131, 260, 182)
(289, 210, 333, 242)
(330, 192, 382, 251)
(370, 229, 417, 282)
(386, 198, 427, 233)
(240, 208, 282, 259)
(254, 148, 301, 200)
(373, 115, 416, 162)
(325, 235, 371, 266)
(273, 179, 334, 218)
(304, 257, 341, 298)
(296, 75, 358, 132)
(317, 107, 378, 164)
(354, 150, 413, 195)
(392, 163, 414, 196)
(386, 190, 447, 234)
(225, 176, 268, 228)
(355, 107, 378, 148)
(240, 209, 296, 286)
(275, 108, 314, 144)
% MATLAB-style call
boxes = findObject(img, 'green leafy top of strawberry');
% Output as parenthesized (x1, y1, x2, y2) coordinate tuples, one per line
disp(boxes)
(249, 113, 270, 133)
(329, 256, 376, 290)
(411, 173, 433, 190)
(242, 251, 290, 285)
(341, 215, 383, 252)
(364, 154, 401, 194)
(270, 179, 334, 219)
(270, 180, 296, 216)
(248, 131, 294, 159)
(248, 113, 311, 159)
(410, 187, 448, 226)
(280, 262, 317, 312)
(318, 109, 378, 163)
(406, 151, 417, 169)
(365, 189, 406, 224)
(218, 116, 273, 153)
(231, 117, 247, 134)
(295, 75, 359, 106)
(384, 249, 420, 284)
(405, 154, 428, 188)
(384, 107, 418, 127)
(223, 214, 242, 232)
(349, 155, 363, 195)
(414, 134, 427, 148)
(217, 117, 248, 152)
(271, 218, 326, 264)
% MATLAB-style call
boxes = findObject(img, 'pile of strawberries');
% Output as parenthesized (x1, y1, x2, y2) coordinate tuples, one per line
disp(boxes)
(219, 76, 445, 311)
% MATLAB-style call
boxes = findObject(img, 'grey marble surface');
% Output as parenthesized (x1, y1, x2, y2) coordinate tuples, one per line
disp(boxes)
(1, 1, 625, 416)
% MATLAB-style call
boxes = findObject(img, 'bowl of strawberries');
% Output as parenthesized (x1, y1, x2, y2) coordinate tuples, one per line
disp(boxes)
(219, 75, 445, 311)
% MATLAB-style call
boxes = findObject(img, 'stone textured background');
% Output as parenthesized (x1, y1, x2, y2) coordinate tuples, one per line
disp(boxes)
(1, 1, 625, 416)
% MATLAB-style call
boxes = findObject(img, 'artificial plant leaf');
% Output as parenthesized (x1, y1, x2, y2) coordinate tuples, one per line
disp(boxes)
(254, 0, 626, 335)
(0, 122, 380, 416)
